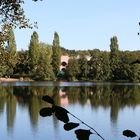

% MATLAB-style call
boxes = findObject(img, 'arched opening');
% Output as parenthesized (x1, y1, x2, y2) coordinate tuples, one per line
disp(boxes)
(61, 68, 66, 72)
(61, 61, 67, 66)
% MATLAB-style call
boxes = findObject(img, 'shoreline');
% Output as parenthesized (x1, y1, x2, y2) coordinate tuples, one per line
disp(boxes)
(0, 77, 136, 83)
(0, 78, 20, 82)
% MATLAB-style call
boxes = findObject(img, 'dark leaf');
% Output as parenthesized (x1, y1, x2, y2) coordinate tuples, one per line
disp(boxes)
(75, 129, 93, 140)
(123, 130, 137, 138)
(52, 105, 69, 113)
(39, 107, 53, 117)
(42, 95, 54, 104)
(64, 122, 79, 131)
(53, 106, 69, 123)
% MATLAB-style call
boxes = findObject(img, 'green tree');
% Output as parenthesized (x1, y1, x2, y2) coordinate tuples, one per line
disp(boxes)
(35, 43, 54, 80)
(14, 50, 30, 75)
(130, 64, 140, 82)
(5, 27, 18, 76)
(0, 47, 9, 76)
(109, 36, 121, 80)
(52, 32, 61, 77)
(110, 36, 119, 52)
(29, 31, 40, 74)
(88, 50, 110, 81)
(116, 51, 132, 81)
(66, 58, 79, 81)
(88, 49, 102, 80)
(129, 51, 140, 82)
(78, 55, 88, 80)
(0, 28, 18, 77)
(6, 28, 17, 56)
(100, 51, 111, 80)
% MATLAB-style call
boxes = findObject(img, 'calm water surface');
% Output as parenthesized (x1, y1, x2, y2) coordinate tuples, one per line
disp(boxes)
(0, 81, 140, 140)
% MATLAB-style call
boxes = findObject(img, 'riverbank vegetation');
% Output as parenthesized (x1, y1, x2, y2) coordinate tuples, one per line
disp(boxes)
(0, 1, 140, 82)
(0, 28, 140, 82)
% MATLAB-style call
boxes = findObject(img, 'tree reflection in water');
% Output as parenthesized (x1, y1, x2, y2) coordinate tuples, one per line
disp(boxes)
(0, 84, 140, 135)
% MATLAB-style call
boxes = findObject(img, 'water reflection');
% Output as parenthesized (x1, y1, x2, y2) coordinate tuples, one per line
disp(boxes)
(0, 83, 140, 138)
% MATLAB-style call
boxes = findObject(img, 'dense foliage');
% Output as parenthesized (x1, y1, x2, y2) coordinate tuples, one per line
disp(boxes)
(0, 29, 140, 82)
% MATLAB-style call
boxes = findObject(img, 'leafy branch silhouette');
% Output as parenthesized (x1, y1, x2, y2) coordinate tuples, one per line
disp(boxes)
(39, 95, 105, 140)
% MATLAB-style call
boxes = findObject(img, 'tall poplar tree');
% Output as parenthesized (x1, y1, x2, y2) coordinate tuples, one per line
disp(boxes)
(36, 43, 54, 80)
(6, 28, 17, 56)
(5, 28, 17, 76)
(29, 31, 40, 73)
(110, 36, 121, 80)
(52, 32, 61, 77)
(0, 47, 9, 76)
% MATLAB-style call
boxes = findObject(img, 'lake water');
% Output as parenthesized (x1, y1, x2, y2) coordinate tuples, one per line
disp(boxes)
(0, 81, 140, 140)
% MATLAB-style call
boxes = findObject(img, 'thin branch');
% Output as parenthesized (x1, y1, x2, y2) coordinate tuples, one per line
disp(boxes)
(68, 112, 105, 140)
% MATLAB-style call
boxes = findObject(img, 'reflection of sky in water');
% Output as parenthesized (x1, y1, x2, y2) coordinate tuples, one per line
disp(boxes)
(0, 82, 140, 140)
(0, 81, 95, 87)
(1, 81, 140, 87)
(0, 108, 137, 140)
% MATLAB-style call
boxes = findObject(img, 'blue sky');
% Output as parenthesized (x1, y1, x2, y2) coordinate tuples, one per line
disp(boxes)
(15, 0, 140, 51)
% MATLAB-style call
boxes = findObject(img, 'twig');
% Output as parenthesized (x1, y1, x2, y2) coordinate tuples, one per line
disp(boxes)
(68, 112, 105, 140)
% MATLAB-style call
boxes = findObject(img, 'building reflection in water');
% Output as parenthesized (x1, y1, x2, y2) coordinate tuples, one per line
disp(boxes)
(59, 88, 69, 107)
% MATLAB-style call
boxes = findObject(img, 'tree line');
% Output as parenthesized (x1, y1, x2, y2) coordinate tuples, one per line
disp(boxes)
(0, 28, 61, 80)
(62, 36, 140, 82)
(0, 28, 140, 82)
(0, 1, 140, 82)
